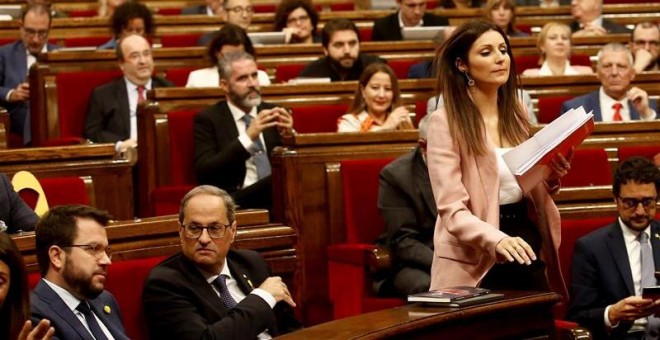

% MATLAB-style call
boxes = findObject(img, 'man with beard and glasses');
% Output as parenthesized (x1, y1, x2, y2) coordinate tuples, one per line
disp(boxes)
(194, 52, 294, 210)
(568, 157, 660, 339)
(30, 205, 129, 340)
(299, 18, 385, 81)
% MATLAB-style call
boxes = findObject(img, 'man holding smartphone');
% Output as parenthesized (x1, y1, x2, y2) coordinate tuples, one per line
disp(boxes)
(568, 156, 660, 339)
(194, 51, 294, 211)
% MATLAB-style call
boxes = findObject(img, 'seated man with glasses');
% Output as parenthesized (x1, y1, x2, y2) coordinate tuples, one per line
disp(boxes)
(629, 21, 660, 73)
(30, 205, 129, 340)
(143, 185, 301, 339)
(0, 3, 58, 145)
(568, 156, 660, 339)
(198, 0, 254, 46)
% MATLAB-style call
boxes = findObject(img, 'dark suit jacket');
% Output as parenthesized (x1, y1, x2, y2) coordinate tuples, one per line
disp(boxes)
(371, 12, 449, 41)
(569, 18, 632, 34)
(83, 76, 173, 143)
(31, 280, 129, 340)
(561, 90, 658, 122)
(143, 250, 301, 339)
(194, 101, 281, 209)
(182, 4, 207, 14)
(567, 220, 660, 339)
(0, 173, 37, 233)
(408, 60, 433, 79)
(299, 54, 385, 81)
(0, 40, 58, 143)
(377, 148, 436, 275)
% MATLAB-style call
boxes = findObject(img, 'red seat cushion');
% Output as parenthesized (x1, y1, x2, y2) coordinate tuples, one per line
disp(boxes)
(165, 68, 195, 87)
(515, 55, 541, 74)
(160, 33, 203, 48)
(570, 54, 592, 67)
(388, 59, 417, 80)
(156, 8, 182, 15)
(291, 104, 348, 133)
(415, 99, 428, 126)
(561, 148, 612, 187)
(253, 3, 276, 13)
(18, 176, 90, 209)
(55, 71, 123, 141)
(359, 27, 373, 42)
(330, 2, 354, 11)
(618, 146, 660, 163)
(275, 64, 306, 83)
(152, 185, 194, 216)
(68, 9, 98, 17)
(63, 36, 111, 48)
(538, 96, 574, 124)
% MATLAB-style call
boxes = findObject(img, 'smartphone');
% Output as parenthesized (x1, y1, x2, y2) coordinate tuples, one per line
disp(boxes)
(642, 286, 660, 300)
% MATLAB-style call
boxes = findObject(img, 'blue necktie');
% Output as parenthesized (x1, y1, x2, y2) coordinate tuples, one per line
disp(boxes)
(639, 232, 659, 339)
(215, 274, 238, 309)
(240, 114, 271, 180)
(76, 301, 108, 340)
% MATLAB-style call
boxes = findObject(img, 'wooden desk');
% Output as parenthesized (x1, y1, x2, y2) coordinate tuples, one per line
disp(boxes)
(0, 144, 135, 219)
(279, 291, 560, 339)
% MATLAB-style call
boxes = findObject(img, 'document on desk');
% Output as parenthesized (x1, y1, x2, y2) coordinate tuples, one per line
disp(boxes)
(503, 106, 595, 193)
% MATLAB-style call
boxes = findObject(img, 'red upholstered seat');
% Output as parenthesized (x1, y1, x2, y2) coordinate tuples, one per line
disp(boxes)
(388, 59, 417, 79)
(359, 27, 373, 42)
(291, 104, 348, 133)
(63, 36, 111, 48)
(151, 110, 198, 216)
(328, 158, 404, 320)
(275, 64, 306, 83)
(53, 70, 122, 144)
(561, 148, 612, 188)
(160, 33, 203, 48)
(515, 55, 541, 74)
(516, 24, 532, 35)
(155, 8, 182, 15)
(570, 54, 592, 67)
(538, 96, 573, 124)
(415, 99, 428, 125)
(330, 2, 354, 11)
(253, 3, 276, 12)
(18, 176, 91, 210)
(165, 67, 195, 87)
(68, 9, 98, 17)
(618, 145, 660, 163)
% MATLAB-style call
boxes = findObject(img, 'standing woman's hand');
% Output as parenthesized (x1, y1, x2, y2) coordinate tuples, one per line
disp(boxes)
(547, 147, 574, 182)
(495, 236, 537, 265)
(18, 319, 55, 340)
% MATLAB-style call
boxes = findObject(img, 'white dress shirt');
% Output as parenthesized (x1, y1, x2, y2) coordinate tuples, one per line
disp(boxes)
(186, 66, 271, 88)
(227, 100, 268, 188)
(42, 278, 115, 340)
(495, 147, 523, 204)
(204, 258, 276, 339)
(598, 87, 656, 122)
(124, 77, 152, 140)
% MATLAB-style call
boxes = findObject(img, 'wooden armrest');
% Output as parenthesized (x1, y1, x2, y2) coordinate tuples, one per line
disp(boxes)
(555, 320, 592, 340)
(367, 246, 392, 274)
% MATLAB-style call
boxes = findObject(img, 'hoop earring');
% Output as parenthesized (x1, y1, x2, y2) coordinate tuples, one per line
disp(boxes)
(463, 70, 475, 87)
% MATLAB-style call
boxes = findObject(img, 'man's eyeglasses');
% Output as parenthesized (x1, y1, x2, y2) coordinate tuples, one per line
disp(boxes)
(182, 223, 231, 239)
(22, 27, 49, 39)
(287, 14, 310, 25)
(225, 6, 254, 15)
(633, 40, 660, 48)
(60, 243, 113, 260)
(618, 197, 658, 210)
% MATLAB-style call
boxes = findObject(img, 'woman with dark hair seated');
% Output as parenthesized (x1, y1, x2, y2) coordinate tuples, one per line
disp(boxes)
(337, 63, 414, 132)
(98, 1, 154, 50)
(0, 233, 54, 340)
(186, 24, 271, 87)
(274, 0, 320, 44)
(484, 0, 528, 38)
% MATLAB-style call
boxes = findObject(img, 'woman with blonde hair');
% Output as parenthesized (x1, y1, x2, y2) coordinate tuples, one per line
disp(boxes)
(337, 63, 414, 132)
(523, 22, 593, 76)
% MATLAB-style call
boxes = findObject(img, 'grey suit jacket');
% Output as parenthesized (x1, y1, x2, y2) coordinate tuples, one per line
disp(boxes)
(83, 76, 173, 143)
(31, 280, 129, 340)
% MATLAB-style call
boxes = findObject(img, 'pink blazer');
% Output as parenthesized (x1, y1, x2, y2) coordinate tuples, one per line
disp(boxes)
(426, 108, 567, 299)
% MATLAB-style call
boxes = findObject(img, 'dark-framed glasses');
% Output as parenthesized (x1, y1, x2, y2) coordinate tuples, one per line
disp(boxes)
(225, 6, 254, 14)
(182, 223, 230, 239)
(287, 14, 310, 25)
(22, 27, 49, 39)
(618, 197, 658, 210)
(60, 243, 112, 260)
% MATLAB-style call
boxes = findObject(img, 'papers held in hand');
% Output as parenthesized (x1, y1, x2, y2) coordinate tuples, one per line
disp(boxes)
(503, 106, 595, 193)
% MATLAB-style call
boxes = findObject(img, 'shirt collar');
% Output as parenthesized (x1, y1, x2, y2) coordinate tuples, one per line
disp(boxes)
(203, 257, 231, 284)
(228, 100, 257, 122)
(124, 77, 152, 91)
(42, 278, 82, 312)
(25, 43, 47, 56)
(619, 216, 651, 245)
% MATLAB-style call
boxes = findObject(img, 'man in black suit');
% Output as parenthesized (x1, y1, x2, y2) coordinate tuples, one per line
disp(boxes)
(31, 205, 129, 340)
(0, 173, 38, 234)
(182, 0, 224, 15)
(299, 18, 384, 81)
(142, 185, 301, 339)
(371, 0, 448, 42)
(83, 34, 173, 152)
(194, 51, 293, 210)
(570, 0, 630, 37)
(375, 115, 436, 297)
(568, 157, 660, 339)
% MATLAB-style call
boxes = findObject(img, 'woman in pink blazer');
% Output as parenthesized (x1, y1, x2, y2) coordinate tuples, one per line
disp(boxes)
(427, 20, 572, 297)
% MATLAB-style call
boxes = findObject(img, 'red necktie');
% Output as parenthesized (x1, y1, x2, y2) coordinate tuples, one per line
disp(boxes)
(612, 102, 623, 121)
(137, 85, 146, 105)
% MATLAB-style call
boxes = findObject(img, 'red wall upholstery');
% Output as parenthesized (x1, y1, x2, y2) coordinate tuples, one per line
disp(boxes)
(291, 104, 348, 133)
(63, 36, 112, 48)
(388, 59, 417, 79)
(618, 145, 660, 163)
(160, 33, 203, 48)
(275, 64, 306, 83)
(538, 96, 573, 124)
(165, 67, 195, 87)
(561, 148, 612, 188)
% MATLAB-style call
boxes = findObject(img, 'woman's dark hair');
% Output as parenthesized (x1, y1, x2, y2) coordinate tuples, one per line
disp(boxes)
(348, 62, 401, 115)
(484, 0, 520, 36)
(273, 0, 319, 39)
(110, 1, 154, 38)
(613, 156, 660, 198)
(207, 23, 255, 67)
(0, 233, 30, 340)
(434, 19, 528, 156)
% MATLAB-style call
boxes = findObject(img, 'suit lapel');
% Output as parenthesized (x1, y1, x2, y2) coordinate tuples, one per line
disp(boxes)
(89, 299, 128, 340)
(227, 259, 256, 294)
(35, 281, 96, 340)
(413, 148, 435, 216)
(591, 92, 603, 122)
(115, 78, 131, 138)
(14, 42, 27, 80)
(607, 222, 635, 295)
(179, 255, 231, 316)
(651, 221, 660, 285)
(628, 99, 641, 120)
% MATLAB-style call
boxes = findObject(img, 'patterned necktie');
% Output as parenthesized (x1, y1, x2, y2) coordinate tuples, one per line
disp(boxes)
(639, 232, 660, 339)
(214, 274, 238, 309)
(137, 85, 146, 105)
(240, 114, 271, 180)
(76, 301, 108, 340)
(612, 102, 623, 121)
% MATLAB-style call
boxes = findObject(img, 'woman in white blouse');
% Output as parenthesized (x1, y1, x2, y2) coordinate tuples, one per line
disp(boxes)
(186, 24, 271, 88)
(337, 63, 414, 132)
(522, 22, 593, 76)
